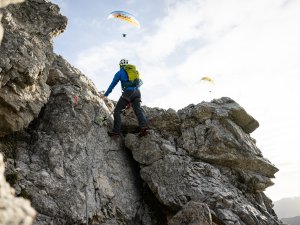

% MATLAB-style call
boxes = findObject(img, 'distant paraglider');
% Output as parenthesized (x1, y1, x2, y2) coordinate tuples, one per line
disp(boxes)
(200, 76, 214, 84)
(108, 11, 140, 28)
(108, 11, 140, 37)
(200, 76, 215, 93)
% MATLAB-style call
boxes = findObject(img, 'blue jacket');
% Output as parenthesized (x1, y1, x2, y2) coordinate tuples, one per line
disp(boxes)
(104, 67, 138, 97)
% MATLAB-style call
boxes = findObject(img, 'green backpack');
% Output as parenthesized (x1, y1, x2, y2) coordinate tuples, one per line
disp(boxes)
(123, 64, 143, 88)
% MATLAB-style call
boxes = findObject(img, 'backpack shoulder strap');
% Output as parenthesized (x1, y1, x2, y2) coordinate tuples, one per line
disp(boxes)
(124, 64, 136, 70)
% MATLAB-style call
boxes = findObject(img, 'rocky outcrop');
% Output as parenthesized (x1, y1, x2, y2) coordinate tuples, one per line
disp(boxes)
(1, 55, 151, 225)
(124, 98, 279, 225)
(0, 0, 67, 137)
(0, 0, 283, 225)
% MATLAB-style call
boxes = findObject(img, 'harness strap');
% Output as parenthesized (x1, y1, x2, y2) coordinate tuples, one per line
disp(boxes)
(121, 95, 131, 102)
(122, 95, 141, 102)
(135, 97, 141, 102)
(121, 89, 136, 101)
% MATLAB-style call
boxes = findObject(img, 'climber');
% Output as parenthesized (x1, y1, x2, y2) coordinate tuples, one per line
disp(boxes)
(101, 59, 149, 137)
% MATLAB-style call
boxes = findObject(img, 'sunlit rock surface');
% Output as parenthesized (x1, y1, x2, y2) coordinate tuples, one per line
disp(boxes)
(0, 0, 67, 136)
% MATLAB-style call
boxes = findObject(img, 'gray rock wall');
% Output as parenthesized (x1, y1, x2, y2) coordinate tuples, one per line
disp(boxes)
(124, 98, 281, 225)
(0, 0, 67, 136)
(1, 55, 153, 224)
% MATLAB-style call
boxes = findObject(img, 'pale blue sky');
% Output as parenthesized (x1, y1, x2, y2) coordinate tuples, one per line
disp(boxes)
(51, 0, 300, 203)
(53, 0, 166, 63)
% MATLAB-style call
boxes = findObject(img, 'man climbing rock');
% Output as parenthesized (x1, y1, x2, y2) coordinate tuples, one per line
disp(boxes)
(101, 59, 149, 137)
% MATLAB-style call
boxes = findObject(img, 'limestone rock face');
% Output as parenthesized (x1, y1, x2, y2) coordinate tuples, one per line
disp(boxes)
(0, 0, 67, 137)
(0, 154, 36, 225)
(1, 55, 150, 225)
(0, 0, 284, 225)
(124, 98, 280, 225)
(168, 201, 212, 225)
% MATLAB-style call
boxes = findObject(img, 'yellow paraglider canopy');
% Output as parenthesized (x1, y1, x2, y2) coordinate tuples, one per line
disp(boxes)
(108, 11, 140, 28)
(199, 76, 215, 95)
(200, 76, 214, 84)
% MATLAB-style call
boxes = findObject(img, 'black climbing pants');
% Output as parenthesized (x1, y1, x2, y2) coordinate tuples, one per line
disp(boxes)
(112, 90, 148, 133)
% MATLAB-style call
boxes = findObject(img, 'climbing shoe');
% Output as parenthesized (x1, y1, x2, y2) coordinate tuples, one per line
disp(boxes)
(107, 131, 120, 137)
(138, 126, 150, 137)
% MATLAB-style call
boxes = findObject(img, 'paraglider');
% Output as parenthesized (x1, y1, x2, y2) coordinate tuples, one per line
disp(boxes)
(107, 10, 140, 29)
(108, 11, 140, 38)
(199, 76, 215, 93)
(200, 76, 214, 84)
